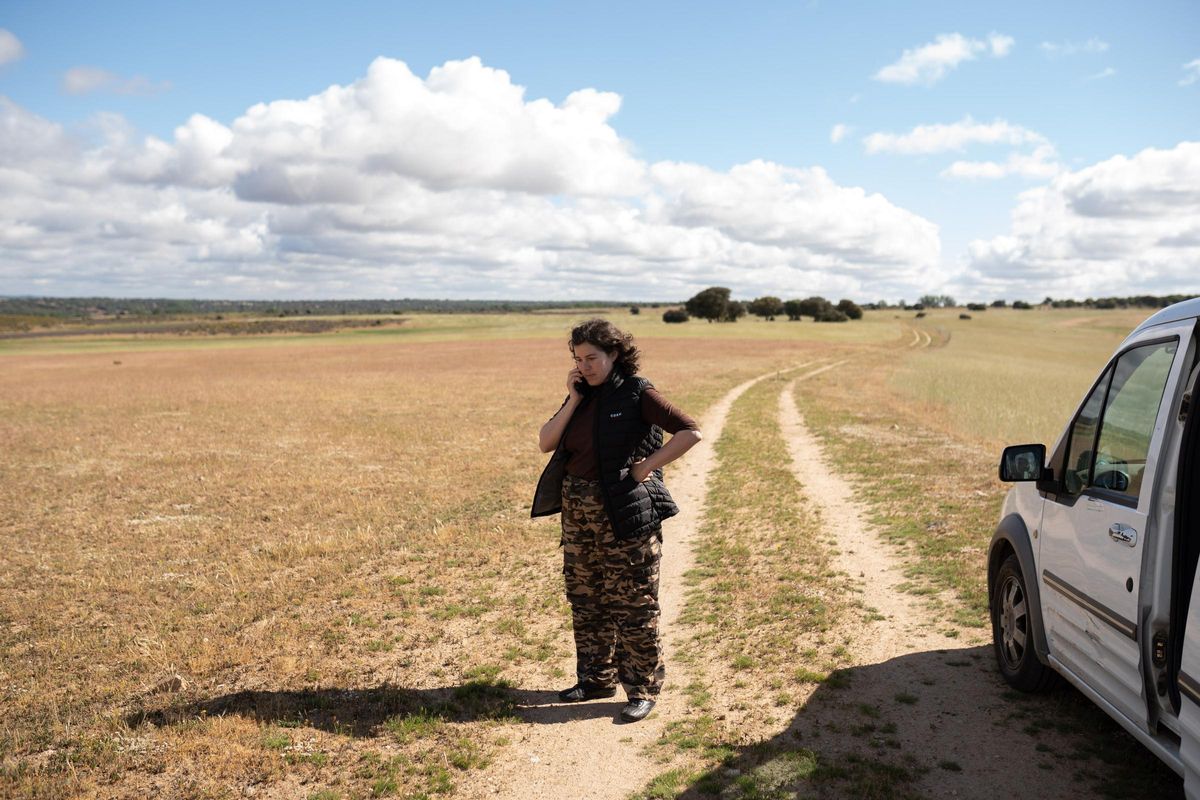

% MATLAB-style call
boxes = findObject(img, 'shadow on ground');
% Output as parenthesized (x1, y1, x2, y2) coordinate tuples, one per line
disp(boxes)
(127, 680, 626, 737)
(660, 645, 1184, 800)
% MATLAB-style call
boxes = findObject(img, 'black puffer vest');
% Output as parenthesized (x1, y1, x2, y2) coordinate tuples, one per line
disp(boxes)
(530, 368, 679, 540)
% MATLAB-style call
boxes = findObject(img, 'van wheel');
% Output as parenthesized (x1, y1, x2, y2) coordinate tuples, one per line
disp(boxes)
(992, 554, 1058, 692)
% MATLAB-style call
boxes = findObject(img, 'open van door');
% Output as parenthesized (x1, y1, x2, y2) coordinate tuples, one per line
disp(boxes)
(1040, 319, 1193, 732)
(1174, 361, 1200, 794)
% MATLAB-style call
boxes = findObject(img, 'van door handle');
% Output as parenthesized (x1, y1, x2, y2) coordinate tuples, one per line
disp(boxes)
(1108, 523, 1137, 546)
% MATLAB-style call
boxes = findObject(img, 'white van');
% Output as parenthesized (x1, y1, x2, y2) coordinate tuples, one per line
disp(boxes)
(990, 297, 1200, 794)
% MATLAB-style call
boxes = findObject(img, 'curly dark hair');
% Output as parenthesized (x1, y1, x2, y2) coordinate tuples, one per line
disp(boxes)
(569, 318, 640, 376)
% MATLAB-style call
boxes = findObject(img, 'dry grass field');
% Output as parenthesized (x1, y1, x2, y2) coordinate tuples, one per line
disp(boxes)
(0, 306, 1179, 799)
(0, 315, 834, 799)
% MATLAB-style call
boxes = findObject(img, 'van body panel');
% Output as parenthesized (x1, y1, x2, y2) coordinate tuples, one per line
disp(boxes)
(994, 302, 1200, 795)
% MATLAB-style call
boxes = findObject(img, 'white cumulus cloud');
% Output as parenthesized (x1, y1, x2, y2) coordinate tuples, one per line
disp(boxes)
(1181, 58, 1200, 87)
(963, 141, 1200, 298)
(864, 116, 1060, 181)
(874, 32, 1014, 86)
(830, 123, 850, 143)
(0, 28, 22, 66)
(864, 116, 1046, 155)
(988, 33, 1015, 57)
(0, 57, 945, 301)
(941, 144, 1061, 180)
(62, 66, 171, 96)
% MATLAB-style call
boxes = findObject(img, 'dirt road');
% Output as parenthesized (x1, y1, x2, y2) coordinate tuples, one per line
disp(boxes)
(776, 372, 1090, 799)
(462, 361, 1145, 799)
(461, 362, 822, 799)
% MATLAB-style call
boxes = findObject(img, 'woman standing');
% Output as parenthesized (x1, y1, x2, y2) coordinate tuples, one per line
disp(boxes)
(531, 319, 702, 723)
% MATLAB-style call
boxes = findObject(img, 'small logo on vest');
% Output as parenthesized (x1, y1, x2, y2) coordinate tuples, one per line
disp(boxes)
(609, 411, 623, 418)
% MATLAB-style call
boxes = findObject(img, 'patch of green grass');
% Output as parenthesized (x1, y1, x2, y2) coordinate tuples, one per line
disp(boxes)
(634, 768, 693, 800)
(448, 738, 489, 771)
(792, 667, 826, 684)
(384, 709, 443, 743)
(262, 729, 292, 750)
(286, 751, 330, 767)
(371, 775, 399, 796)
(462, 664, 503, 681)
(684, 680, 712, 709)
(349, 611, 376, 628)
(421, 763, 454, 794)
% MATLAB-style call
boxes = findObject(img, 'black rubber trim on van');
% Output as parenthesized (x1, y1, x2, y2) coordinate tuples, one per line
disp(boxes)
(1082, 486, 1139, 510)
(1169, 332, 1200, 715)
(1179, 670, 1200, 706)
(1043, 570, 1138, 640)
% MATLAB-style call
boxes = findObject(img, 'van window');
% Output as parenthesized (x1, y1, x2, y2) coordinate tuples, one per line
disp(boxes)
(1064, 368, 1112, 495)
(1091, 340, 1176, 500)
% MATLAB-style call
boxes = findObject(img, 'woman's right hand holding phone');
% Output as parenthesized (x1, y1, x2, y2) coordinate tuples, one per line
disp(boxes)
(567, 367, 586, 401)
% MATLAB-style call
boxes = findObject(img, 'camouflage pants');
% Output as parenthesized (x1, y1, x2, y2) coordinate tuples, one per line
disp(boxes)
(561, 473, 664, 701)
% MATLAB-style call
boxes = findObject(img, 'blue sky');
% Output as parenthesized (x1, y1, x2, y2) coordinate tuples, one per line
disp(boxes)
(1, 1, 1198, 301)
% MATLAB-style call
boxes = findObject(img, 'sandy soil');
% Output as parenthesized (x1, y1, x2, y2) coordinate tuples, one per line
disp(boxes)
(777, 372, 1091, 799)
(459, 362, 823, 800)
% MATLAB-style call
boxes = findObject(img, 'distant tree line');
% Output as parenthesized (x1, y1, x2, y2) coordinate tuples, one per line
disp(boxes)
(0, 296, 654, 319)
(664, 287, 862, 324)
(1039, 294, 1198, 310)
(7, 291, 1192, 324)
(860, 294, 1197, 312)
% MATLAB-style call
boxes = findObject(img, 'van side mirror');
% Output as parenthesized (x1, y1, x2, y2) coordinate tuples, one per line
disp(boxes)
(1000, 444, 1046, 482)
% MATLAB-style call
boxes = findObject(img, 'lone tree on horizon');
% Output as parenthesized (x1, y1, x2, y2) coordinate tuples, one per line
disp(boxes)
(685, 286, 732, 323)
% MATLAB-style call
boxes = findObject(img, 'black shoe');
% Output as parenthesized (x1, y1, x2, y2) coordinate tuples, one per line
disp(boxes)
(619, 698, 655, 722)
(558, 682, 617, 702)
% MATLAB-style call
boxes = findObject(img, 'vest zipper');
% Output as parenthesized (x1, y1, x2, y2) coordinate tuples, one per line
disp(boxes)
(593, 389, 623, 537)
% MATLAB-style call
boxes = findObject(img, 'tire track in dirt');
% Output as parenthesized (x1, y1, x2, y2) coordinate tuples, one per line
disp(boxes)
(777, 372, 1088, 799)
(461, 361, 825, 800)
(902, 326, 932, 348)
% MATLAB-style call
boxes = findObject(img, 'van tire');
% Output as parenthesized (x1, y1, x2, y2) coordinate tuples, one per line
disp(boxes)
(991, 554, 1058, 692)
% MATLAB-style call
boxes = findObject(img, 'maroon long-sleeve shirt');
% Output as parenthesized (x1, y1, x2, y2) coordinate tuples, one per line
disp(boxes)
(556, 386, 699, 480)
